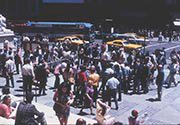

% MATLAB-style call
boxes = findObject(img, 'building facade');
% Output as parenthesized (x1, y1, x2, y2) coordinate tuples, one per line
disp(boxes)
(0, 0, 180, 30)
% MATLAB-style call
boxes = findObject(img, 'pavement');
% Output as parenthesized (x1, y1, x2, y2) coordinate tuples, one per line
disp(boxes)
(0, 74, 97, 125)
(0, 66, 179, 124)
(0, 38, 180, 124)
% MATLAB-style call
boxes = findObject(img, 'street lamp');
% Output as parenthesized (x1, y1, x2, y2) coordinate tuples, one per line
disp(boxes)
(143, 32, 146, 54)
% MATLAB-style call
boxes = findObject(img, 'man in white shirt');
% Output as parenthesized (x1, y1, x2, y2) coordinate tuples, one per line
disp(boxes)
(106, 70, 119, 110)
(5, 57, 15, 88)
(22, 58, 35, 94)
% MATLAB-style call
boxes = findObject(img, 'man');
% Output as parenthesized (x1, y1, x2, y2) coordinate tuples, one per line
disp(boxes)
(0, 95, 14, 119)
(106, 70, 119, 110)
(98, 63, 113, 100)
(5, 56, 15, 87)
(156, 64, 165, 101)
(34, 59, 49, 95)
(53, 64, 61, 89)
(15, 92, 47, 125)
(122, 63, 132, 94)
(141, 60, 150, 94)
(113, 63, 123, 101)
(14, 49, 22, 74)
(166, 60, 178, 88)
(133, 59, 143, 94)
(100, 44, 110, 71)
(22, 58, 35, 94)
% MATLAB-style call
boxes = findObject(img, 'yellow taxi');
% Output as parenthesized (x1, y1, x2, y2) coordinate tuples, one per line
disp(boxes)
(106, 39, 142, 50)
(56, 35, 89, 45)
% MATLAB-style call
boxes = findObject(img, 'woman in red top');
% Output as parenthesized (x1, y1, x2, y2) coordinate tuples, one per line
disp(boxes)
(75, 65, 87, 106)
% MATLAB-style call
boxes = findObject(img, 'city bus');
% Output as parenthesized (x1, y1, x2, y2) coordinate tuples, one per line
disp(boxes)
(11, 21, 95, 42)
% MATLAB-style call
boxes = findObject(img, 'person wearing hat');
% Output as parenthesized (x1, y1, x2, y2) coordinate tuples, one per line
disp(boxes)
(106, 70, 119, 110)
(128, 109, 140, 125)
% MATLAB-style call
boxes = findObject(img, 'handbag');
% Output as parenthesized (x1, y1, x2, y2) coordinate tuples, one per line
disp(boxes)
(53, 102, 68, 112)
(53, 103, 60, 112)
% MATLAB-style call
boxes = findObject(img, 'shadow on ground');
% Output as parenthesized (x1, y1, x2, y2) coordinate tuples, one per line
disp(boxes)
(146, 98, 161, 102)
(78, 111, 90, 116)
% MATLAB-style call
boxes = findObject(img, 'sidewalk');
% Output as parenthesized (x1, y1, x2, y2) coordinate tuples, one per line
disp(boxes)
(0, 73, 97, 125)
(0, 68, 180, 124)
(70, 71, 180, 124)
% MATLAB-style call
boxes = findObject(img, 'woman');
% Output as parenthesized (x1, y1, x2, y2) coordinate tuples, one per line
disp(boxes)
(53, 82, 74, 125)
(74, 65, 87, 106)
(80, 81, 94, 115)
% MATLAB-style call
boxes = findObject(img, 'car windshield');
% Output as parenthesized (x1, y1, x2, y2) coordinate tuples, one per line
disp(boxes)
(122, 41, 129, 45)
(72, 37, 80, 41)
(113, 41, 129, 46)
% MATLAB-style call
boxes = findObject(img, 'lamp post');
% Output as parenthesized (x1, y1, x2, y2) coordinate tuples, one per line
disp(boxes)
(143, 31, 146, 54)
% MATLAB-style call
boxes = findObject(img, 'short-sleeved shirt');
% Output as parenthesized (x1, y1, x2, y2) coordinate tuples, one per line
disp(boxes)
(106, 77, 119, 90)
(88, 73, 100, 87)
(78, 71, 87, 84)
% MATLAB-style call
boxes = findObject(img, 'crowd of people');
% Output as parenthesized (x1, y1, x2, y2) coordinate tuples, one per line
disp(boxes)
(0, 34, 179, 124)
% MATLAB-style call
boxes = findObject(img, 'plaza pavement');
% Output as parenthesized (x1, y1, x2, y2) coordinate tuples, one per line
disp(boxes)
(0, 67, 179, 124)
(0, 74, 97, 124)
(0, 38, 180, 124)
